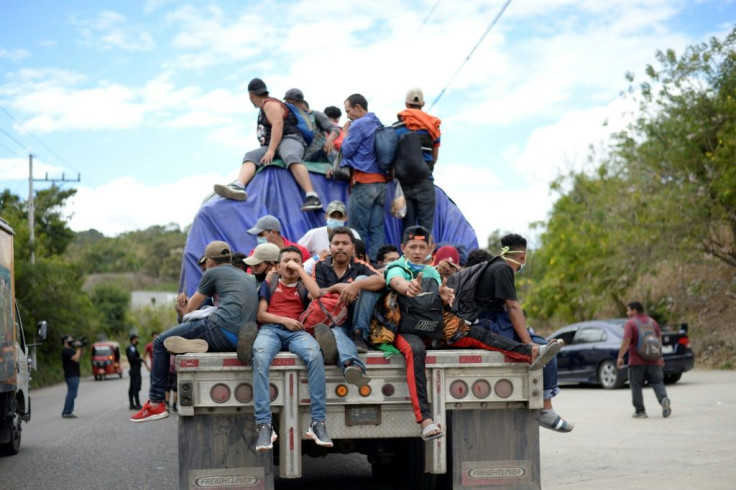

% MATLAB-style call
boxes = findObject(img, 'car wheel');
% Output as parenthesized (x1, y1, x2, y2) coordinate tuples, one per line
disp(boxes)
(664, 373, 682, 384)
(598, 360, 624, 389)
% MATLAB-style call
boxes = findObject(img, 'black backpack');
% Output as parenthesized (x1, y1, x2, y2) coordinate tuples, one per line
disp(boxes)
(393, 131, 430, 185)
(386, 264, 444, 339)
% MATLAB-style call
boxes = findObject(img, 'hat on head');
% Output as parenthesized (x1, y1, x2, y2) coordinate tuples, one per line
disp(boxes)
(325, 200, 347, 217)
(403, 225, 431, 244)
(433, 245, 460, 266)
(248, 215, 282, 235)
(284, 88, 305, 102)
(130, 334, 138, 342)
(247, 78, 268, 96)
(204, 240, 232, 260)
(405, 87, 424, 106)
(244, 242, 280, 266)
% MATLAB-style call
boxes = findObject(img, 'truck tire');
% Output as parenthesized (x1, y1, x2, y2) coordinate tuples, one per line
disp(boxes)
(395, 439, 436, 490)
(598, 360, 625, 389)
(0, 401, 21, 455)
(664, 373, 682, 384)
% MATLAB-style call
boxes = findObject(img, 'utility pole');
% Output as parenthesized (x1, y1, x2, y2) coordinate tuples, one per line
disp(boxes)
(27, 153, 81, 264)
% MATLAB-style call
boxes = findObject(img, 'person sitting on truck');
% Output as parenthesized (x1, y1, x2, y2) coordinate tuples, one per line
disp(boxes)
(341, 93, 389, 263)
(374, 244, 400, 273)
(244, 242, 280, 287)
(240, 246, 335, 451)
(298, 200, 361, 259)
(248, 214, 312, 263)
(213, 78, 323, 212)
(446, 234, 574, 433)
(314, 226, 383, 361)
(385, 226, 562, 440)
(130, 240, 258, 423)
(282, 88, 341, 163)
(61, 335, 83, 419)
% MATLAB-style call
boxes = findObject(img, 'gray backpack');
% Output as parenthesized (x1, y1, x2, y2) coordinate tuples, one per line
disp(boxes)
(634, 318, 662, 361)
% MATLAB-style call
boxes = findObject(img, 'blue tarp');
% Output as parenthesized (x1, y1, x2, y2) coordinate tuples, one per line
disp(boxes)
(180, 163, 478, 295)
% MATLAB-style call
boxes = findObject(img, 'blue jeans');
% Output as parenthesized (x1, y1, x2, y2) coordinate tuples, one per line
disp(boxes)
(348, 182, 386, 262)
(150, 318, 233, 403)
(478, 311, 560, 400)
(252, 324, 326, 426)
(350, 276, 379, 342)
(63, 376, 79, 415)
(628, 364, 668, 413)
(333, 325, 366, 374)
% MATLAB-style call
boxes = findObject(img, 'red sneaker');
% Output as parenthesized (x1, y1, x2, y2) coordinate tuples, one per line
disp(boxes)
(130, 401, 169, 423)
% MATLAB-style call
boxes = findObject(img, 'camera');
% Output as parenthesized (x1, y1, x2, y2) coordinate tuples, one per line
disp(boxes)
(70, 337, 89, 348)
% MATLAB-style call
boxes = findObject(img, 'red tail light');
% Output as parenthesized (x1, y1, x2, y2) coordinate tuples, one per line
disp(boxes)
(678, 337, 690, 348)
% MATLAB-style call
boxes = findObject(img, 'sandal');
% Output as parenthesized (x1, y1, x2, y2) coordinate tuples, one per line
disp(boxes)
(530, 339, 562, 371)
(420, 422, 444, 441)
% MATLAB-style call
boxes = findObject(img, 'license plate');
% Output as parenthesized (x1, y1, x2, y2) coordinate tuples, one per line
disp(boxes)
(662, 345, 674, 354)
(345, 405, 381, 426)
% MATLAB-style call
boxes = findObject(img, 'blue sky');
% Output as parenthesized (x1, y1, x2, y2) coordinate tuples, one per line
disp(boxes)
(0, 0, 733, 245)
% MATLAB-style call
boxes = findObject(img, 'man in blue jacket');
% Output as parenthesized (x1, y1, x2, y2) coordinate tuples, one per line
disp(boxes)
(340, 94, 389, 264)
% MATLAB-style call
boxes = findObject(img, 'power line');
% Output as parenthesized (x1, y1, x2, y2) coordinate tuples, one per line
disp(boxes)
(0, 138, 20, 155)
(0, 127, 27, 150)
(428, 0, 513, 111)
(415, 0, 441, 35)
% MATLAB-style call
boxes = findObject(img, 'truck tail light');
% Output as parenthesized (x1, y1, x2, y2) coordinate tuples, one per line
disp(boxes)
(678, 337, 690, 348)
(335, 384, 348, 397)
(359, 385, 371, 397)
(210, 383, 231, 403)
(472, 379, 491, 399)
(494, 379, 514, 398)
(269, 384, 278, 401)
(234, 383, 253, 403)
(449, 380, 468, 399)
(381, 384, 395, 397)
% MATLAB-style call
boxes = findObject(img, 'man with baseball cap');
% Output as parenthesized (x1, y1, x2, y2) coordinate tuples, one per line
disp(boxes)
(131, 240, 258, 423)
(214, 78, 323, 212)
(283, 88, 341, 163)
(392, 87, 442, 234)
(247, 214, 311, 263)
(298, 200, 361, 258)
(244, 242, 280, 286)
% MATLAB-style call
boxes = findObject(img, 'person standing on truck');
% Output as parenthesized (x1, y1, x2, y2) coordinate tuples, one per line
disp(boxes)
(61, 335, 83, 419)
(131, 240, 258, 423)
(392, 87, 441, 234)
(282, 88, 341, 164)
(213, 78, 323, 212)
(314, 226, 382, 366)
(240, 246, 335, 451)
(446, 234, 574, 433)
(126, 334, 143, 410)
(617, 301, 671, 419)
(341, 93, 389, 264)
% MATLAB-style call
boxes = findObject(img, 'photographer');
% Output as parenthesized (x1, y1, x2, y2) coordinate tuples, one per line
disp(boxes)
(61, 335, 84, 418)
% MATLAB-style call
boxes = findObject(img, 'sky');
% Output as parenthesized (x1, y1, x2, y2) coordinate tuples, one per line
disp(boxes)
(0, 0, 734, 248)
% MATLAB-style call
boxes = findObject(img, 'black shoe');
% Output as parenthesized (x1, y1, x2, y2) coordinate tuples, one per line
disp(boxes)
(237, 321, 258, 365)
(351, 331, 368, 354)
(255, 423, 277, 451)
(314, 323, 338, 364)
(301, 195, 323, 211)
(129, 405, 137, 410)
(171, 404, 177, 412)
(306, 421, 333, 447)
(61, 413, 77, 419)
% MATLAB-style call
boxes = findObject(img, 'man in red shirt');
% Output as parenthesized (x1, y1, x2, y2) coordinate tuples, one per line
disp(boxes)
(617, 301, 671, 418)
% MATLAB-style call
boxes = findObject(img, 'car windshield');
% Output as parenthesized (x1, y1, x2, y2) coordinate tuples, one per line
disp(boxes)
(93, 346, 113, 357)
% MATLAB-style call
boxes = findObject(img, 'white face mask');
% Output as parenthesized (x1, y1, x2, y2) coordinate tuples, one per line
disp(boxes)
(500, 246, 526, 273)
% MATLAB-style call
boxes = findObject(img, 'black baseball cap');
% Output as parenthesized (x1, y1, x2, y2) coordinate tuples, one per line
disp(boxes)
(247, 78, 268, 95)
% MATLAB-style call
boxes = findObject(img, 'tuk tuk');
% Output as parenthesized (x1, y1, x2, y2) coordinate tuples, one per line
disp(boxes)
(91, 341, 123, 380)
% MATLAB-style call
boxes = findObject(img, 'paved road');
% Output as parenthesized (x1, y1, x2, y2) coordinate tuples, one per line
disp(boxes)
(1, 370, 734, 489)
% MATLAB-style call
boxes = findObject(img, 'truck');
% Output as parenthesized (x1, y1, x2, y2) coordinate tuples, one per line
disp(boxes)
(0, 218, 47, 455)
(172, 164, 545, 489)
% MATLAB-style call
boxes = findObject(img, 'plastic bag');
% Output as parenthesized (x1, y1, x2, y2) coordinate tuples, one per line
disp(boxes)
(391, 180, 407, 218)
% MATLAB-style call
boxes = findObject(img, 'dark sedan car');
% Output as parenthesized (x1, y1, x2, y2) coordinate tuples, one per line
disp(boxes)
(546, 319, 695, 389)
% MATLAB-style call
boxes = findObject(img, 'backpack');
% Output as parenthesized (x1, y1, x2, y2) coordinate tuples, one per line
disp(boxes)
(634, 318, 662, 361)
(298, 293, 349, 333)
(285, 103, 315, 145)
(374, 124, 398, 173)
(385, 264, 444, 339)
(393, 131, 430, 185)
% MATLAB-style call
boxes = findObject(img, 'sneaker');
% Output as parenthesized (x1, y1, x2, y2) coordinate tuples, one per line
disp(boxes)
(306, 421, 333, 448)
(537, 409, 574, 433)
(213, 183, 247, 201)
(163, 336, 209, 354)
(255, 423, 278, 451)
(344, 365, 371, 388)
(351, 331, 368, 354)
(632, 411, 648, 419)
(661, 397, 671, 418)
(61, 413, 77, 419)
(300, 195, 323, 212)
(131, 401, 170, 423)
(314, 323, 338, 364)
(237, 321, 258, 365)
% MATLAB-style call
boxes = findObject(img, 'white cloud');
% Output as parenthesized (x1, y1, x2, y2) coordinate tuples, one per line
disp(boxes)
(0, 48, 31, 62)
(73, 10, 155, 51)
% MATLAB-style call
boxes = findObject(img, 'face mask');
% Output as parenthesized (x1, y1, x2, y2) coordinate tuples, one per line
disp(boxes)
(256, 237, 268, 245)
(254, 271, 267, 283)
(407, 261, 425, 272)
(326, 218, 346, 230)
(504, 256, 526, 274)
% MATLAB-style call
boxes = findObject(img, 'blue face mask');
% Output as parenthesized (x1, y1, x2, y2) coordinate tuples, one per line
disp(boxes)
(256, 237, 268, 245)
(407, 261, 425, 272)
(326, 218, 346, 230)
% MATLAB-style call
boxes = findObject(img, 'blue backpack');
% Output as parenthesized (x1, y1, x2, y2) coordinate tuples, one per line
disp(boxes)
(285, 103, 315, 145)
(374, 124, 398, 173)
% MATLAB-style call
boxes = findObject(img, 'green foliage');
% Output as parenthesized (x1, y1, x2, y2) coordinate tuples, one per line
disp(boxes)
(90, 284, 132, 336)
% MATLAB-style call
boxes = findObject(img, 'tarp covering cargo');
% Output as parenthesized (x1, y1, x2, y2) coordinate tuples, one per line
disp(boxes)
(180, 162, 478, 295)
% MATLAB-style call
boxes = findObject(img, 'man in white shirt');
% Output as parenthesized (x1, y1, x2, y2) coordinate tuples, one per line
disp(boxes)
(298, 200, 360, 258)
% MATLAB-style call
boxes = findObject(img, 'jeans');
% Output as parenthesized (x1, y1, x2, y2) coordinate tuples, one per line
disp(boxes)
(478, 311, 560, 400)
(333, 325, 366, 373)
(63, 376, 79, 415)
(401, 178, 436, 234)
(350, 276, 379, 342)
(252, 324, 326, 426)
(628, 364, 668, 413)
(150, 318, 233, 403)
(348, 182, 387, 262)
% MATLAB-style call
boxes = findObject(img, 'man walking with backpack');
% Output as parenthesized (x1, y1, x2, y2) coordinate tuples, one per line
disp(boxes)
(617, 301, 672, 419)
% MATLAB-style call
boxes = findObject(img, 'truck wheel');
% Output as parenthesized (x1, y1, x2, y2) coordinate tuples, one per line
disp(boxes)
(664, 373, 682, 384)
(395, 439, 436, 490)
(0, 411, 22, 455)
(598, 360, 624, 389)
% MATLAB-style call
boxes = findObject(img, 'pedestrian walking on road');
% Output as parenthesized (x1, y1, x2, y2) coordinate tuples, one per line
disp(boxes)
(126, 334, 143, 410)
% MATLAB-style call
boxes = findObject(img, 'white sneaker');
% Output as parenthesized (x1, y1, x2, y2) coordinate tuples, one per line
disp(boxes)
(163, 336, 208, 354)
